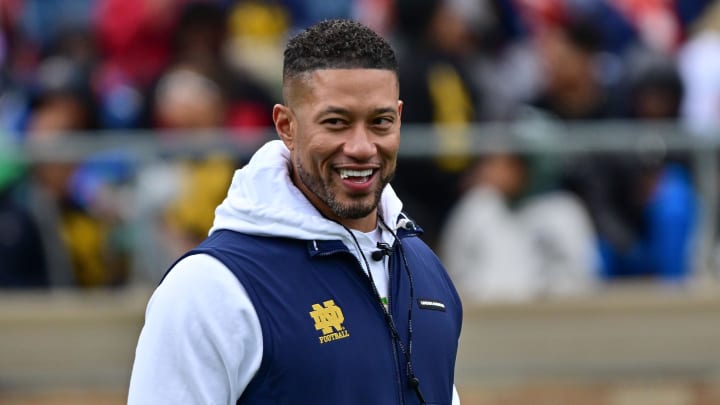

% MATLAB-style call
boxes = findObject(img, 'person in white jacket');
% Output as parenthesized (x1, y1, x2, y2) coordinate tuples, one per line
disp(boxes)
(440, 153, 598, 302)
(128, 19, 462, 405)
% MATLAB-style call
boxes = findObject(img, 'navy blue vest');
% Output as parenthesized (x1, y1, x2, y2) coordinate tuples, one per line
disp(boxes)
(178, 225, 462, 405)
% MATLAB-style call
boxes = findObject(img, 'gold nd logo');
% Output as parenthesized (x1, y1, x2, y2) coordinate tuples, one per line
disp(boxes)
(309, 300, 350, 344)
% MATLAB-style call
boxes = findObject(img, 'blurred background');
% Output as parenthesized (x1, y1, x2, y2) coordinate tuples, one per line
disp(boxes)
(3, 0, 720, 404)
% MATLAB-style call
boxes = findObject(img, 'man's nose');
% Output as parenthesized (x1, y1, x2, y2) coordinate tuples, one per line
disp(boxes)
(343, 126, 376, 160)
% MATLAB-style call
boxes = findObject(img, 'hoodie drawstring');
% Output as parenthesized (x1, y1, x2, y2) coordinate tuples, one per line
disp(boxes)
(341, 217, 426, 405)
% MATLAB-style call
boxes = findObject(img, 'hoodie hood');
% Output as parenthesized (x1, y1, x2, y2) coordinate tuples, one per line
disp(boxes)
(210, 140, 403, 244)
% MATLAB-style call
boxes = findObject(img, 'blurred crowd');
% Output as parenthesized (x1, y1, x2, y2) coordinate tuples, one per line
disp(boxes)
(0, 0, 718, 300)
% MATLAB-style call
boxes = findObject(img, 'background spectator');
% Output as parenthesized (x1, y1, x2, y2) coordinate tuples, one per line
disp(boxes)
(20, 56, 119, 287)
(440, 151, 598, 302)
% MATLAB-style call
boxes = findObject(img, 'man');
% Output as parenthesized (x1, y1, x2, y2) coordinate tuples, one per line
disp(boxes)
(128, 19, 463, 405)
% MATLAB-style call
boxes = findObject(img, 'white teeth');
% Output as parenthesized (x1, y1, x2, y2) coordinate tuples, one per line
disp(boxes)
(339, 169, 373, 179)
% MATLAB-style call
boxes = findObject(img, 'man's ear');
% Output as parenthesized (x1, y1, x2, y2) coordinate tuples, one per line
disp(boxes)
(397, 100, 403, 124)
(273, 104, 295, 151)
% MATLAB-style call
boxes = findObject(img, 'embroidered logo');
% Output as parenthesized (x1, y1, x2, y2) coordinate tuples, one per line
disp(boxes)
(309, 300, 350, 344)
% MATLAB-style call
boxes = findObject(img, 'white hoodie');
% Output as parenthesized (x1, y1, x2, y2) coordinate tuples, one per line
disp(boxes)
(128, 141, 460, 404)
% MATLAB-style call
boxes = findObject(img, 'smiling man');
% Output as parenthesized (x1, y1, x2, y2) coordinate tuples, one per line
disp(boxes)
(128, 19, 463, 405)
(275, 67, 401, 230)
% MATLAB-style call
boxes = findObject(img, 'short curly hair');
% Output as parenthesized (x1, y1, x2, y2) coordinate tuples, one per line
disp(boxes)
(283, 19, 398, 81)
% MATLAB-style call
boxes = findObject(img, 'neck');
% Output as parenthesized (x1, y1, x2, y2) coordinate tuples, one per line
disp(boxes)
(338, 212, 379, 233)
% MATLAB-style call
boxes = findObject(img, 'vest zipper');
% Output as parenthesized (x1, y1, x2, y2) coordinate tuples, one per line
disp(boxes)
(386, 251, 406, 405)
(315, 248, 406, 405)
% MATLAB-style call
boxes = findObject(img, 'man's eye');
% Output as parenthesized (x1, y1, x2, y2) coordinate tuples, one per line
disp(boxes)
(322, 118, 347, 127)
(373, 117, 394, 128)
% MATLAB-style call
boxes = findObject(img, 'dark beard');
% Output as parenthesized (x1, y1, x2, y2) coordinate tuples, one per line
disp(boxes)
(295, 159, 391, 219)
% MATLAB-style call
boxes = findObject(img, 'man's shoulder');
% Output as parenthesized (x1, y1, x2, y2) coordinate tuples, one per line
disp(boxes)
(202, 229, 305, 251)
(193, 230, 309, 268)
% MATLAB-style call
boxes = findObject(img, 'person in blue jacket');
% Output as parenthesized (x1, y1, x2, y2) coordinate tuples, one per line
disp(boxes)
(128, 19, 463, 405)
